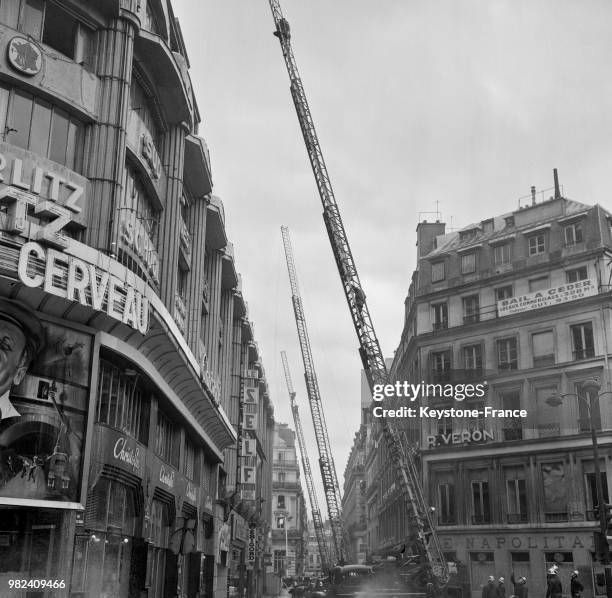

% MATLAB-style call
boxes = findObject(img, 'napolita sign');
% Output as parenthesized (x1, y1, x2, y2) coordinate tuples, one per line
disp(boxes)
(18, 241, 149, 334)
(497, 278, 596, 317)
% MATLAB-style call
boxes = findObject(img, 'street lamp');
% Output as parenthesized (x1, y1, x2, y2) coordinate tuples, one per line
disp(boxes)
(546, 379, 612, 598)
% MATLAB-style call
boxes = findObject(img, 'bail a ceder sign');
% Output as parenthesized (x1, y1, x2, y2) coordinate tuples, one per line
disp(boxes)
(497, 279, 596, 317)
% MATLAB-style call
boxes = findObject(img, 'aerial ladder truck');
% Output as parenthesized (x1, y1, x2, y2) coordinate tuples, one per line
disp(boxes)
(281, 225, 346, 565)
(269, 2, 450, 593)
(281, 350, 331, 573)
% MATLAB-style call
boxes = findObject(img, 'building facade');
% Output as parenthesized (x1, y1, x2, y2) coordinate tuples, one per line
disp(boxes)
(271, 423, 308, 579)
(342, 426, 367, 564)
(370, 183, 612, 598)
(0, 2, 273, 597)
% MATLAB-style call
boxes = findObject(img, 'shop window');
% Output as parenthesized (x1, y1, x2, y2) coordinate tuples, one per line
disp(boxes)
(528, 233, 546, 256)
(511, 552, 531, 588)
(155, 409, 177, 467)
(431, 261, 445, 283)
(432, 302, 448, 331)
(494, 243, 511, 265)
(566, 267, 588, 283)
(470, 480, 490, 524)
(497, 337, 518, 370)
(1, 84, 84, 171)
(571, 322, 595, 360)
(462, 295, 480, 323)
(532, 330, 555, 367)
(96, 360, 150, 444)
(147, 500, 169, 598)
(461, 252, 476, 274)
(469, 552, 495, 594)
(542, 462, 568, 522)
(564, 222, 584, 246)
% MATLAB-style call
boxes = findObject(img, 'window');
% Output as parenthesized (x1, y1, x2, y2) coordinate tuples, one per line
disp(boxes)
(431, 350, 451, 383)
(460, 229, 479, 242)
(97, 360, 149, 443)
(438, 483, 455, 525)
(1, 85, 84, 171)
(535, 386, 561, 438)
(564, 222, 584, 246)
(501, 390, 522, 440)
(494, 243, 511, 265)
(182, 437, 196, 481)
(528, 276, 549, 292)
(461, 253, 476, 274)
(277, 452, 285, 461)
(585, 472, 609, 513)
(497, 337, 518, 370)
(528, 233, 546, 256)
(274, 550, 286, 575)
(148, 500, 170, 598)
(505, 216, 515, 228)
(155, 409, 177, 466)
(571, 323, 595, 360)
(278, 471, 286, 483)
(471, 481, 490, 524)
(542, 462, 568, 522)
(495, 285, 513, 302)
(432, 303, 448, 331)
(277, 495, 286, 510)
(482, 219, 494, 234)
(431, 261, 445, 283)
(437, 416, 453, 436)
(463, 295, 480, 323)
(506, 475, 528, 523)
(129, 75, 164, 160)
(576, 382, 601, 432)
(463, 345, 482, 375)
(532, 331, 554, 367)
(566, 267, 588, 283)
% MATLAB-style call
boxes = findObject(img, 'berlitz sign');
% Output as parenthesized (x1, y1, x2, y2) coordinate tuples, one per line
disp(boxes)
(497, 279, 596, 317)
(18, 242, 150, 334)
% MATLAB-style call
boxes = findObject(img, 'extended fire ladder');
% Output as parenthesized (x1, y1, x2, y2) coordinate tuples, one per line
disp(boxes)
(281, 350, 331, 572)
(269, 1, 450, 591)
(281, 225, 345, 565)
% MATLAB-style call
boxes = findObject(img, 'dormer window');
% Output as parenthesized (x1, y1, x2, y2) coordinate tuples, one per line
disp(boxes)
(527, 233, 546, 256)
(504, 216, 515, 228)
(460, 229, 479, 243)
(564, 221, 584, 246)
(461, 253, 476, 274)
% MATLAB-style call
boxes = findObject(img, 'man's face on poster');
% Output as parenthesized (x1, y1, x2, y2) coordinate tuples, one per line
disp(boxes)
(0, 320, 28, 396)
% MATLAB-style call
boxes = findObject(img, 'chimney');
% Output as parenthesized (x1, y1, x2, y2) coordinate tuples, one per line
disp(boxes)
(416, 220, 446, 258)
(553, 168, 561, 199)
(531, 186, 536, 205)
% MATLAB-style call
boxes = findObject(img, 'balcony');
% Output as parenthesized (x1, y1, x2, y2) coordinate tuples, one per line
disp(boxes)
(463, 314, 480, 324)
(438, 515, 456, 525)
(503, 428, 523, 441)
(507, 513, 528, 524)
(498, 361, 518, 371)
(174, 293, 187, 335)
(533, 354, 555, 368)
(432, 321, 448, 331)
(537, 423, 561, 438)
(471, 515, 491, 525)
(431, 370, 452, 383)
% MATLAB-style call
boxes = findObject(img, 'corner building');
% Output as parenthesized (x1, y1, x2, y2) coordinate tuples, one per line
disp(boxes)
(0, 2, 273, 597)
(373, 186, 612, 598)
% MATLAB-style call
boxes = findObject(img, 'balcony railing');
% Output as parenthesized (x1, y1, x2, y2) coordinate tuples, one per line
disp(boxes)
(432, 321, 448, 331)
(471, 515, 491, 525)
(544, 511, 569, 523)
(463, 314, 480, 324)
(507, 513, 528, 524)
(538, 423, 561, 438)
(503, 428, 523, 441)
(573, 348, 596, 360)
(498, 361, 518, 371)
(533, 355, 555, 368)
(438, 515, 456, 525)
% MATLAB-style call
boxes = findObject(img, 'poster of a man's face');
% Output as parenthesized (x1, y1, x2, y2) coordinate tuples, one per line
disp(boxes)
(0, 297, 91, 503)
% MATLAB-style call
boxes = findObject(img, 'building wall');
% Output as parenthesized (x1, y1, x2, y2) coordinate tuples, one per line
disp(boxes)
(342, 426, 367, 564)
(0, 2, 273, 597)
(368, 194, 612, 598)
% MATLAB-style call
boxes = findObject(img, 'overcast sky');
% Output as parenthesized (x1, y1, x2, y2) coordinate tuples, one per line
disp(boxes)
(172, 0, 612, 517)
